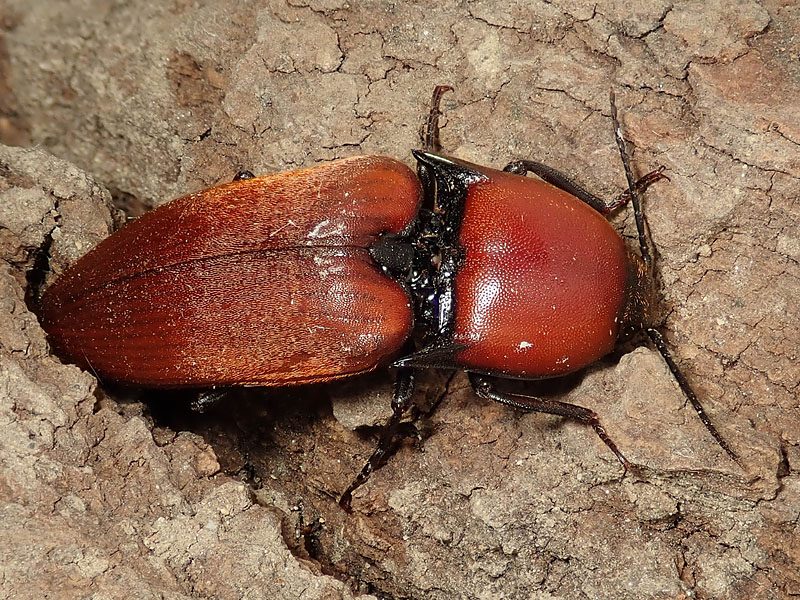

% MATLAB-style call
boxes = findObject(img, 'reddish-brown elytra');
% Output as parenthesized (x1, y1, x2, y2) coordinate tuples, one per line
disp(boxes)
(40, 157, 420, 387)
(38, 86, 736, 508)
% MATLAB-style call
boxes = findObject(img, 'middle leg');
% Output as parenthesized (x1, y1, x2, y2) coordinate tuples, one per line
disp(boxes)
(339, 366, 419, 509)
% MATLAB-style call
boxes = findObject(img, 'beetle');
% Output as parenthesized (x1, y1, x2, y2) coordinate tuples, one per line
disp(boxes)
(38, 86, 737, 507)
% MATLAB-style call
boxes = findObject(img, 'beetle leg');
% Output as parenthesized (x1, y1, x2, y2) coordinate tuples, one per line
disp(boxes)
(503, 160, 667, 216)
(190, 388, 228, 412)
(503, 160, 610, 214)
(339, 366, 418, 509)
(422, 85, 454, 152)
(469, 373, 631, 470)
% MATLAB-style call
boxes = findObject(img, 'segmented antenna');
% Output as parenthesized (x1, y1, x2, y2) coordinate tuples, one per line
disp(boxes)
(610, 88, 738, 464)
(424, 85, 454, 152)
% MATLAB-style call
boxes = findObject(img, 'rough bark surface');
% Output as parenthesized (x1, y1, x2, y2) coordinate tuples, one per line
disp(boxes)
(1, 1, 798, 599)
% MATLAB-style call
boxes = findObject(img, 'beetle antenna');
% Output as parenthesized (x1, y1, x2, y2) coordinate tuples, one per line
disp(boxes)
(423, 85, 454, 152)
(646, 328, 740, 463)
(609, 88, 652, 271)
(609, 89, 739, 464)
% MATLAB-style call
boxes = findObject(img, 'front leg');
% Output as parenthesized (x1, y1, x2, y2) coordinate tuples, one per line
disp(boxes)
(503, 160, 667, 216)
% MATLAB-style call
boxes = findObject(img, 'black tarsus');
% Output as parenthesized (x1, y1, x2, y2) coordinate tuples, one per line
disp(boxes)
(81, 350, 104, 386)
(191, 388, 227, 413)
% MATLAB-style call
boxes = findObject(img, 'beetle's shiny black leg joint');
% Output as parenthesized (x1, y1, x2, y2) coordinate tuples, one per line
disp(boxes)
(645, 328, 740, 464)
(339, 367, 418, 510)
(233, 170, 255, 182)
(423, 85, 454, 152)
(504, 160, 612, 215)
(610, 89, 652, 270)
(191, 388, 228, 413)
(503, 161, 668, 216)
(469, 373, 632, 470)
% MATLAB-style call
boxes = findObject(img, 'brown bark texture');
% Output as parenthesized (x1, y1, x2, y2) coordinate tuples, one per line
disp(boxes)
(0, 1, 798, 599)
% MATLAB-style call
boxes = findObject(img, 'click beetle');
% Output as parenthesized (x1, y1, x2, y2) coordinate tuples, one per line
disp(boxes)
(38, 86, 737, 507)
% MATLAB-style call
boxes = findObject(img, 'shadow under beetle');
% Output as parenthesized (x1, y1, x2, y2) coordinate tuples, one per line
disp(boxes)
(38, 86, 737, 508)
